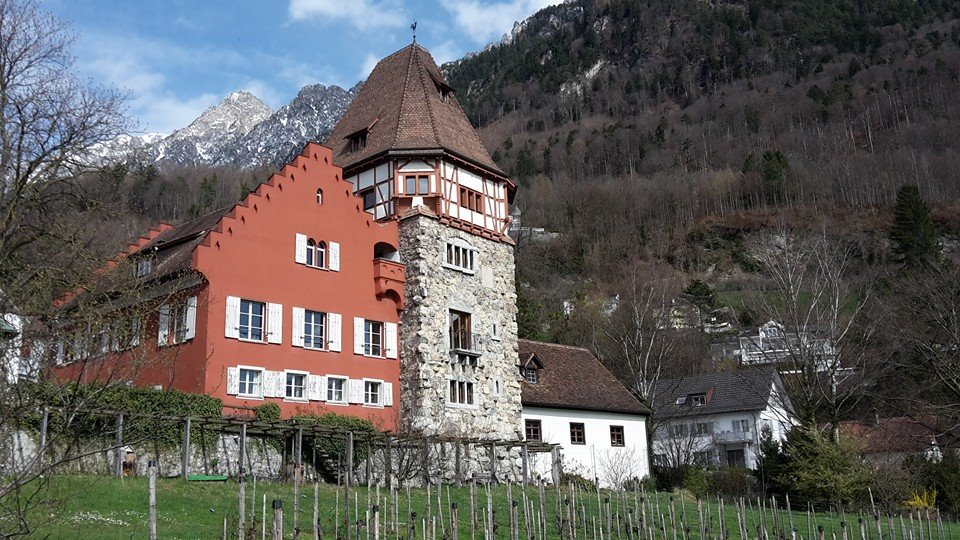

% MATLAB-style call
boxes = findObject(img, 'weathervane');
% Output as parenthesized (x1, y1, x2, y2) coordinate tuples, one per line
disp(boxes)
(411, 21, 418, 43)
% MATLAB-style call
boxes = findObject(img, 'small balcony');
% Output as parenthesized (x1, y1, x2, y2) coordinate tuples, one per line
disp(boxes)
(714, 430, 754, 444)
(373, 258, 405, 309)
(449, 331, 482, 356)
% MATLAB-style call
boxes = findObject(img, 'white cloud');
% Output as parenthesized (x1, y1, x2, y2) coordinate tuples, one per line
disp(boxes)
(141, 93, 220, 134)
(439, 0, 563, 45)
(288, 0, 406, 31)
(359, 53, 381, 81)
(428, 40, 463, 65)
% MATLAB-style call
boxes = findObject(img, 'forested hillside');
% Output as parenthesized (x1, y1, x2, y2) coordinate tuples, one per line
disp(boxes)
(437, 0, 960, 343)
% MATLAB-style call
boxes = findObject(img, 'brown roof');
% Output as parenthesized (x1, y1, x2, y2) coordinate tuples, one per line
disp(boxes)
(324, 43, 505, 176)
(519, 340, 650, 415)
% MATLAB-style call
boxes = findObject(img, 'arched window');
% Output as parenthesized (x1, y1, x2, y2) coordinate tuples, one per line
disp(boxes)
(306, 239, 315, 267)
(316, 188, 323, 204)
(316, 241, 326, 268)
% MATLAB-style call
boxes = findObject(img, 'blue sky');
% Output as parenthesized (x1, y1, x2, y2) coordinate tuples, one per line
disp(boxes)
(43, 0, 560, 134)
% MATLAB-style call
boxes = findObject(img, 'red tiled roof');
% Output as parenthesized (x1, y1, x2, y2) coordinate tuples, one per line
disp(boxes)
(324, 43, 505, 176)
(519, 340, 650, 415)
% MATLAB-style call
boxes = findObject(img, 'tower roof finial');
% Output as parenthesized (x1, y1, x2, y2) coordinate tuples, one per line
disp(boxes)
(411, 21, 417, 43)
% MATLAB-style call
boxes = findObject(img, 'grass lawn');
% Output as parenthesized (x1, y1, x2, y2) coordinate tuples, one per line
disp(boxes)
(24, 475, 960, 539)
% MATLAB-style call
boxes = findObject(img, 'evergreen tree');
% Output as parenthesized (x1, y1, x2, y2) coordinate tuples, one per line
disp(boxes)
(890, 185, 937, 267)
(682, 279, 714, 310)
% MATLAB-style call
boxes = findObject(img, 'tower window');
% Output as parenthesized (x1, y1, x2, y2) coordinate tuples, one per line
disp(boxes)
(360, 189, 376, 211)
(404, 174, 430, 195)
(459, 187, 483, 213)
(444, 240, 476, 273)
(316, 188, 323, 204)
(448, 380, 474, 406)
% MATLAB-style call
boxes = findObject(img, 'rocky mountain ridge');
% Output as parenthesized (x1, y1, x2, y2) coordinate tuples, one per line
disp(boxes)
(117, 83, 359, 169)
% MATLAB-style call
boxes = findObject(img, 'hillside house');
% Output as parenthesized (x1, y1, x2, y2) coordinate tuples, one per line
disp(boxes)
(519, 340, 650, 486)
(650, 368, 795, 469)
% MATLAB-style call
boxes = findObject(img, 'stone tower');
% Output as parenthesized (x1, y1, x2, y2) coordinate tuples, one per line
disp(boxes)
(324, 44, 521, 440)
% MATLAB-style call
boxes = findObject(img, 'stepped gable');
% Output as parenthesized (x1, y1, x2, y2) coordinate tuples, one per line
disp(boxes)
(325, 43, 505, 177)
(519, 340, 650, 415)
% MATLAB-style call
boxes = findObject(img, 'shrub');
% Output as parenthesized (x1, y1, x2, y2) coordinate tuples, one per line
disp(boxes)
(707, 467, 756, 498)
(292, 413, 380, 482)
(683, 467, 708, 498)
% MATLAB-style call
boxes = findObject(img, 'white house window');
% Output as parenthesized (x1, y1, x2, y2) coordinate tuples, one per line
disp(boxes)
(610, 425, 625, 447)
(304, 310, 326, 349)
(570, 422, 586, 445)
(286, 372, 306, 400)
(239, 300, 265, 341)
(364, 381, 381, 405)
(733, 419, 751, 433)
(238, 368, 262, 397)
(364, 320, 383, 357)
(136, 257, 153, 277)
(327, 377, 346, 403)
(444, 241, 476, 273)
(693, 422, 713, 436)
(448, 380, 474, 405)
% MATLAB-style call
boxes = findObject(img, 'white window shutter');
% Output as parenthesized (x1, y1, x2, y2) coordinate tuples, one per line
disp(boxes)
(184, 296, 198, 340)
(225, 296, 240, 339)
(329, 241, 340, 271)
(157, 305, 170, 347)
(227, 367, 239, 395)
(318, 376, 328, 401)
(295, 233, 308, 264)
(307, 374, 322, 401)
(383, 382, 394, 406)
(385, 322, 398, 359)
(348, 379, 364, 404)
(328, 313, 342, 352)
(353, 317, 365, 355)
(267, 303, 283, 344)
(292, 307, 305, 348)
(266, 371, 282, 398)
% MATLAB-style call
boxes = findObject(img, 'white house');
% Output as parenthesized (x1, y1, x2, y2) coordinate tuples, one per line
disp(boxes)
(650, 367, 796, 469)
(0, 312, 40, 384)
(519, 340, 650, 487)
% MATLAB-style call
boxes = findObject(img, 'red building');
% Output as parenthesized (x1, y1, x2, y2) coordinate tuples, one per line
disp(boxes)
(55, 143, 405, 430)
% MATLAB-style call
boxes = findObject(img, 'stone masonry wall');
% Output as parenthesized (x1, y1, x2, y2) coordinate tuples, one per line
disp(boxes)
(397, 213, 521, 440)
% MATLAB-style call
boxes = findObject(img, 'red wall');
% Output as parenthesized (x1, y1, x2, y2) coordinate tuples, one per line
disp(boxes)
(56, 143, 403, 431)
(193, 143, 402, 429)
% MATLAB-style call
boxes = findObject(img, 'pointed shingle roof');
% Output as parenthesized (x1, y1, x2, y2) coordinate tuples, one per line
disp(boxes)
(325, 43, 505, 177)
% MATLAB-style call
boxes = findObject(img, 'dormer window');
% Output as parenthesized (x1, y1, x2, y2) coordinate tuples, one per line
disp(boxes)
(430, 73, 454, 103)
(136, 257, 153, 277)
(520, 353, 544, 384)
(691, 393, 706, 407)
(346, 128, 368, 152)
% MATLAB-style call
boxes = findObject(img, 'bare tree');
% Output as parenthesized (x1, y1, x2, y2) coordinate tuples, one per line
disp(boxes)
(746, 227, 878, 440)
(592, 264, 686, 408)
(885, 265, 960, 445)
